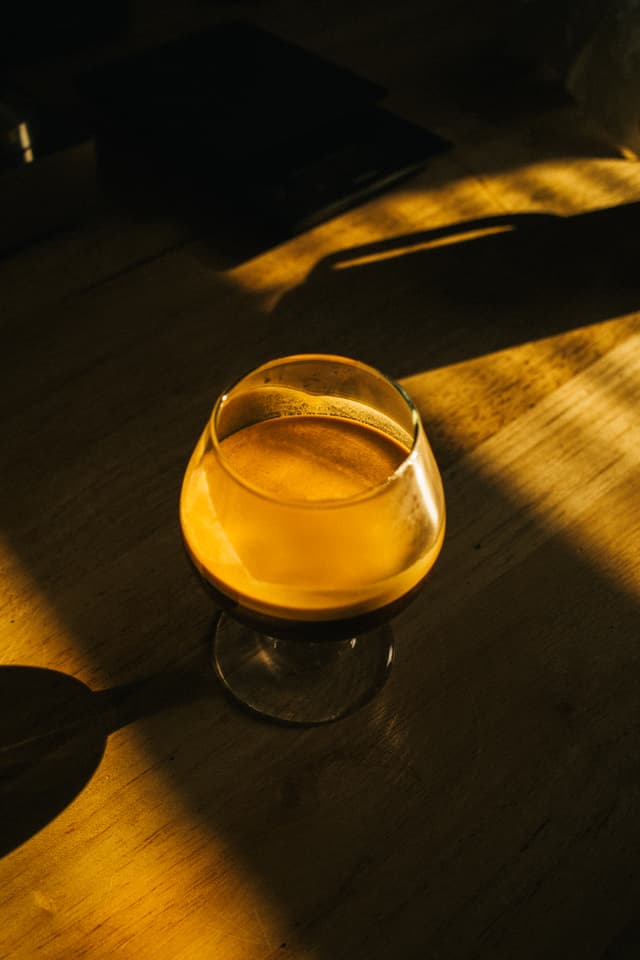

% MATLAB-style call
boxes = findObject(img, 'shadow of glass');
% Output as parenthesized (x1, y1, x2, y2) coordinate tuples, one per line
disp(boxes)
(0, 667, 106, 859)
(0, 651, 214, 859)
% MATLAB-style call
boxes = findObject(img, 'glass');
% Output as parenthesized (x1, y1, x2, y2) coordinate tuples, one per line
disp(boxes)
(180, 354, 445, 724)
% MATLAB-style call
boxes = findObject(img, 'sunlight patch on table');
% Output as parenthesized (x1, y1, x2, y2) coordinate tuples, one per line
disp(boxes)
(0, 536, 82, 674)
(2, 727, 289, 960)
(397, 155, 640, 217)
(403, 314, 640, 459)
(330, 223, 514, 271)
(415, 333, 640, 599)
(493, 158, 640, 215)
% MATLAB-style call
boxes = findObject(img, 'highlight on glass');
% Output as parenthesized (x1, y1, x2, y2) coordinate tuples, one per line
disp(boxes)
(180, 354, 446, 724)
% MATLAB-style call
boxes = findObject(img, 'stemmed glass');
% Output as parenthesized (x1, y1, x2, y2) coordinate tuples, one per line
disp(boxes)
(180, 354, 445, 724)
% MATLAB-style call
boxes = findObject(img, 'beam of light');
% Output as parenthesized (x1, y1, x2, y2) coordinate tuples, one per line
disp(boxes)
(17, 122, 34, 164)
(6, 749, 289, 959)
(402, 315, 640, 456)
(330, 223, 514, 270)
(404, 330, 640, 602)
(0, 533, 75, 672)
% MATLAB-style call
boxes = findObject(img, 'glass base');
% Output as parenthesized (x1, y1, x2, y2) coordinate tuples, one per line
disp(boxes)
(212, 612, 394, 725)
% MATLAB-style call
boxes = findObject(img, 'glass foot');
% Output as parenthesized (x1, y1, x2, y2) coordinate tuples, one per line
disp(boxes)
(212, 612, 394, 725)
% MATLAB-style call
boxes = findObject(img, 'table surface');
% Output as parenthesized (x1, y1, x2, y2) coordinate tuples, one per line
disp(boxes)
(2, 4, 640, 958)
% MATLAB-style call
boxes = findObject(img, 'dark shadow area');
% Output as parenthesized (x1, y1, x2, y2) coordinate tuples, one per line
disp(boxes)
(82, 21, 449, 263)
(0, 19, 449, 261)
(271, 203, 640, 376)
(0, 651, 216, 858)
(0, 1, 130, 166)
(444, 52, 571, 124)
(0, 667, 106, 858)
(92, 102, 449, 265)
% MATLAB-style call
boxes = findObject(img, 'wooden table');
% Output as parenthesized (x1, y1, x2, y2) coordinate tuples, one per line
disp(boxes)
(2, 5, 640, 957)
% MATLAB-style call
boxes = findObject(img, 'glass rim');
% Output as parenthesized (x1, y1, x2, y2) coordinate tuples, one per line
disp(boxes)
(209, 353, 421, 508)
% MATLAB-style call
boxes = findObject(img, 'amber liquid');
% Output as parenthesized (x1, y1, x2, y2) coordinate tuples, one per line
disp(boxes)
(181, 414, 444, 636)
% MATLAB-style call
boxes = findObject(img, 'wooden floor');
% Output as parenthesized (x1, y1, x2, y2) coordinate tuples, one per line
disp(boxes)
(2, 2, 640, 958)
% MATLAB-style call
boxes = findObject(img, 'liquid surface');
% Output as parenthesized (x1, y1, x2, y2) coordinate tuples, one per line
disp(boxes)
(218, 415, 407, 501)
(180, 414, 444, 622)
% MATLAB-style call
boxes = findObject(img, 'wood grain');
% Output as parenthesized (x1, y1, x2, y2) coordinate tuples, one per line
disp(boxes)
(2, 3, 640, 958)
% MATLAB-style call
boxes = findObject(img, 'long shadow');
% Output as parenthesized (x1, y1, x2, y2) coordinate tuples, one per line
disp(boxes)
(0, 651, 213, 858)
(271, 202, 640, 377)
(2, 200, 640, 956)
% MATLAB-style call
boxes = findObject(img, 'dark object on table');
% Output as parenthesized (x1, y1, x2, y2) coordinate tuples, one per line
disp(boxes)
(76, 21, 450, 236)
